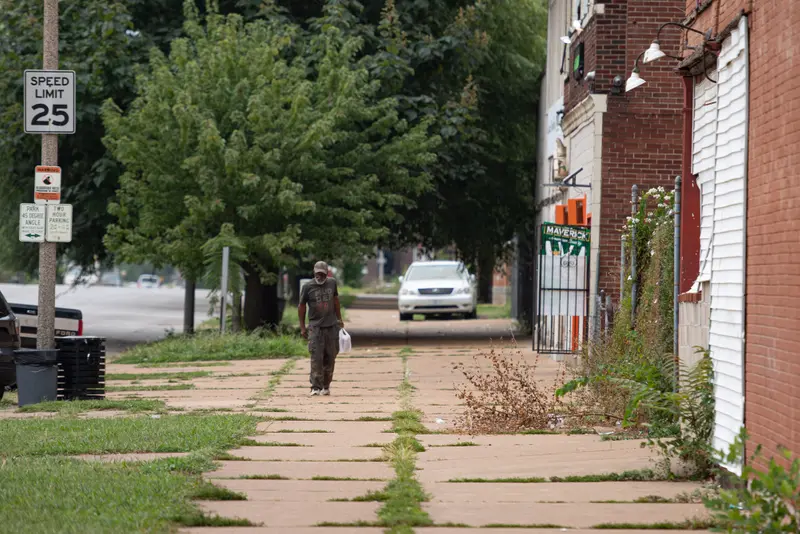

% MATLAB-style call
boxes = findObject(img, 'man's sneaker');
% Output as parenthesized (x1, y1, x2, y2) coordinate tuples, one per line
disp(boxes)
(321, 388, 330, 396)
(310, 389, 321, 396)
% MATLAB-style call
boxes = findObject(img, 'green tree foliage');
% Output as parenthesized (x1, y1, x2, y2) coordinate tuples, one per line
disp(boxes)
(102, 1, 438, 328)
(0, 0, 149, 272)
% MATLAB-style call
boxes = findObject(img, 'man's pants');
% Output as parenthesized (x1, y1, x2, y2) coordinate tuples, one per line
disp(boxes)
(309, 325, 339, 390)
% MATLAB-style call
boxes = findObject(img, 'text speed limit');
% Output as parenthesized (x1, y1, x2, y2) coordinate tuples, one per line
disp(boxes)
(24, 70, 76, 135)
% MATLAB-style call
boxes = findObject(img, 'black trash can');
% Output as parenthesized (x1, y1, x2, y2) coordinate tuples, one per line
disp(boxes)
(14, 349, 59, 406)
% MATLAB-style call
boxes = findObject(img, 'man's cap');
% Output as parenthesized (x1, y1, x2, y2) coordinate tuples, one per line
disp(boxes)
(314, 261, 329, 275)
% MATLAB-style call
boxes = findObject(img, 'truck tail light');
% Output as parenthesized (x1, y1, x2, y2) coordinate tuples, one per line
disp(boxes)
(78, 320, 83, 336)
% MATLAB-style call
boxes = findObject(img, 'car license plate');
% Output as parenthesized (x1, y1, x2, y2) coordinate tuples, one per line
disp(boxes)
(433, 300, 441, 306)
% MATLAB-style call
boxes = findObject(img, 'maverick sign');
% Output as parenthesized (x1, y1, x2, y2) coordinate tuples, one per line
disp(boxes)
(540, 223, 590, 257)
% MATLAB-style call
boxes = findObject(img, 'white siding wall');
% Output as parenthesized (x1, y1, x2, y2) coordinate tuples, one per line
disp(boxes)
(709, 16, 748, 471)
(692, 77, 718, 283)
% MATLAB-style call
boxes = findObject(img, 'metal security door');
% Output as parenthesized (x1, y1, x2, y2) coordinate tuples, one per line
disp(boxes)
(534, 223, 590, 355)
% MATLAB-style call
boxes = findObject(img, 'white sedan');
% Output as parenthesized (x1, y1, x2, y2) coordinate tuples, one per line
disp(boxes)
(397, 261, 477, 321)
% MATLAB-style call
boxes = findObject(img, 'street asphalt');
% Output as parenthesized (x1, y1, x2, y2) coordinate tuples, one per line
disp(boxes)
(0, 283, 523, 353)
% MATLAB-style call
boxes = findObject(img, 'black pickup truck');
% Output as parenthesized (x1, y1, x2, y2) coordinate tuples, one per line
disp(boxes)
(0, 288, 84, 399)
(0, 289, 21, 400)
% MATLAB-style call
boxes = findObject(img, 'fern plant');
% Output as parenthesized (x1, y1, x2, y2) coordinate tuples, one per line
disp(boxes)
(613, 347, 715, 479)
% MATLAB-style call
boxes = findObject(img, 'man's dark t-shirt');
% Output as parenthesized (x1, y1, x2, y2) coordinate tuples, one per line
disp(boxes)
(300, 278, 339, 328)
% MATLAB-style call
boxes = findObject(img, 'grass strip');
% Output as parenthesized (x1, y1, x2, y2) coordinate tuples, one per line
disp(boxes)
(135, 362, 231, 368)
(591, 519, 718, 530)
(106, 384, 195, 392)
(0, 414, 260, 456)
(477, 303, 511, 319)
(106, 371, 211, 381)
(17, 399, 167, 415)
(376, 351, 433, 533)
(311, 476, 386, 481)
(447, 469, 661, 483)
(115, 332, 307, 364)
(254, 357, 298, 399)
(482, 524, 568, 529)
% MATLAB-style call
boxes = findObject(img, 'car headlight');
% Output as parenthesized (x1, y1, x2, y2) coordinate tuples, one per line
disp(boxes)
(400, 288, 416, 296)
(456, 287, 471, 295)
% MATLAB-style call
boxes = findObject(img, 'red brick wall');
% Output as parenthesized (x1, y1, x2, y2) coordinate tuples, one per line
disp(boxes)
(685, 0, 800, 467)
(744, 2, 800, 467)
(564, 0, 685, 299)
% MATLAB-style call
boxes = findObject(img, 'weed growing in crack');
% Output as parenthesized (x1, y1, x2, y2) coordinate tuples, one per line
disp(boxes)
(453, 343, 567, 434)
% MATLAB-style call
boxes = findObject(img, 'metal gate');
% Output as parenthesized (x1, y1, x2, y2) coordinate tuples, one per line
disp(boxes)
(534, 223, 590, 355)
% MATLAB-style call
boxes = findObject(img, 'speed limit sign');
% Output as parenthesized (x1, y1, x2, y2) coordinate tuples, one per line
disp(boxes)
(24, 70, 76, 135)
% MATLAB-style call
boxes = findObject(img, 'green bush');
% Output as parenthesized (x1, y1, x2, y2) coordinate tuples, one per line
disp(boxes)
(704, 428, 800, 532)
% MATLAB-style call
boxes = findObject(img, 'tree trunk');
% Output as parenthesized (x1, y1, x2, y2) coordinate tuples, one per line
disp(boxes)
(244, 268, 281, 331)
(477, 250, 494, 304)
(231, 292, 242, 333)
(183, 279, 196, 335)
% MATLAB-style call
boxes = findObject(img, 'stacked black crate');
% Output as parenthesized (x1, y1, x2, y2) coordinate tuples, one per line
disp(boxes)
(55, 336, 105, 400)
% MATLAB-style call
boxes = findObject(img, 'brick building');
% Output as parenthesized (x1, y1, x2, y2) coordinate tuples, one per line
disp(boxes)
(535, 0, 684, 351)
(673, 0, 800, 470)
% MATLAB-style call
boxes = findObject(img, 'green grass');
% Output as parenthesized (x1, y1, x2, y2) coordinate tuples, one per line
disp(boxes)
(330, 489, 391, 502)
(481, 523, 567, 528)
(239, 439, 304, 447)
(591, 519, 718, 530)
(446, 470, 659, 484)
(191, 482, 248, 501)
(114, 332, 307, 364)
(448, 477, 548, 483)
(106, 371, 211, 381)
(274, 429, 330, 434)
(357, 416, 394, 422)
(17, 399, 167, 415)
(369, 356, 434, 532)
(135, 361, 231, 369)
(0, 391, 18, 408)
(317, 521, 381, 527)
(477, 303, 511, 319)
(0, 455, 256, 533)
(548, 469, 659, 482)
(238, 474, 289, 480)
(392, 410, 429, 434)
(106, 384, 196, 392)
(0, 414, 260, 456)
(311, 476, 386, 481)
(399, 346, 414, 355)
(432, 441, 479, 447)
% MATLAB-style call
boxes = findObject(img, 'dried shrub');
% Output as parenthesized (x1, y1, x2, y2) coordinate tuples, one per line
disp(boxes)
(453, 343, 567, 434)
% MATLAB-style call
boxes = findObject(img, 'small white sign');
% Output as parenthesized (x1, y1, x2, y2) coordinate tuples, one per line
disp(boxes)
(45, 204, 73, 243)
(24, 70, 76, 135)
(19, 204, 46, 243)
(34, 165, 61, 204)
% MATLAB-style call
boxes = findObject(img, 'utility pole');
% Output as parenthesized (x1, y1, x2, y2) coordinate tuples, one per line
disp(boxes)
(37, 0, 59, 350)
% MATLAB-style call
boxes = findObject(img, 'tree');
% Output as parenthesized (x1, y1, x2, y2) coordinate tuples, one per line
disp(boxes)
(0, 0, 150, 273)
(103, 1, 438, 329)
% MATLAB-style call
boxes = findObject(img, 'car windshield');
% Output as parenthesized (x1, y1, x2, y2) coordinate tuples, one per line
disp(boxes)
(405, 264, 466, 282)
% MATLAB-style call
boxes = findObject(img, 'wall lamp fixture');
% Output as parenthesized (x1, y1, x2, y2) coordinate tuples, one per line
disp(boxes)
(643, 22, 712, 63)
(625, 50, 647, 92)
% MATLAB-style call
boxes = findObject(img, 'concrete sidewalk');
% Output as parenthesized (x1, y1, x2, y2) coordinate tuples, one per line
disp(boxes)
(98, 343, 710, 533)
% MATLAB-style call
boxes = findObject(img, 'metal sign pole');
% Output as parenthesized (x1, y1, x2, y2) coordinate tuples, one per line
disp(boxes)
(220, 247, 230, 334)
(37, 0, 59, 350)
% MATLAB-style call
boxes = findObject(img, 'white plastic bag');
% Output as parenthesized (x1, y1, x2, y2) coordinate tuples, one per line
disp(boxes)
(338, 328, 352, 353)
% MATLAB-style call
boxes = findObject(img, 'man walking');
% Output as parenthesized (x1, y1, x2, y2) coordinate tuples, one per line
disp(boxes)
(299, 261, 344, 396)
